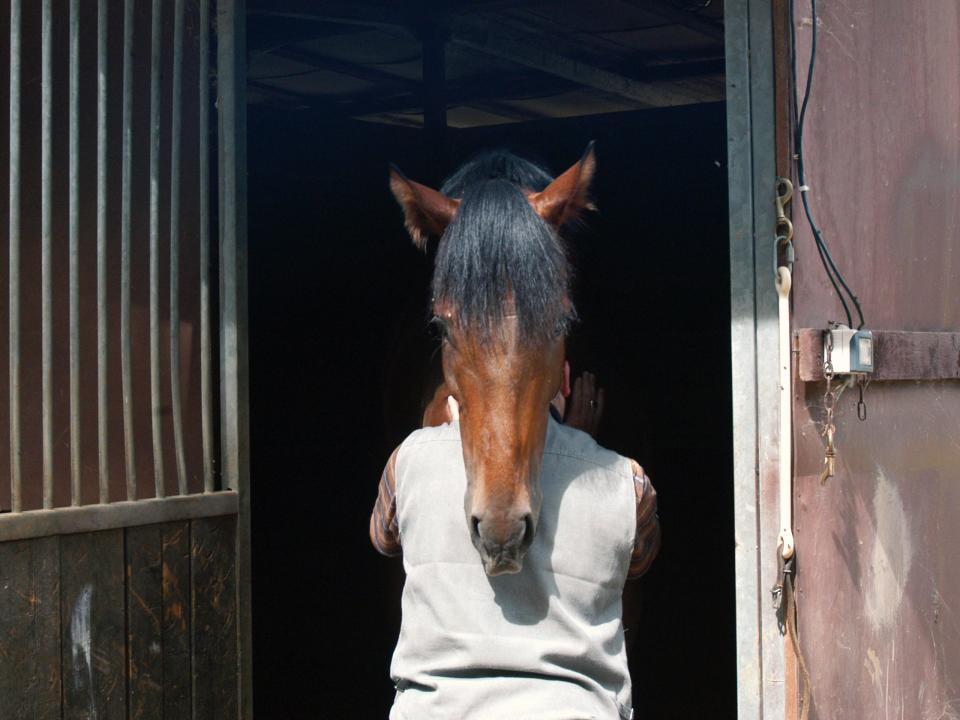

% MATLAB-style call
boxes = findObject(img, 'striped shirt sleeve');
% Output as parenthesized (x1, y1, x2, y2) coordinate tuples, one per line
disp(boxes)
(627, 459, 660, 580)
(370, 447, 402, 557)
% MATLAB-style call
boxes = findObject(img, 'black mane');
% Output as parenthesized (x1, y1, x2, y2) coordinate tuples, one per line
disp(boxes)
(432, 150, 572, 345)
(440, 148, 553, 197)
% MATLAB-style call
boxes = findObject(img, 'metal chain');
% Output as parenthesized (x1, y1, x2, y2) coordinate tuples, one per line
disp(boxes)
(775, 178, 795, 275)
(819, 329, 838, 485)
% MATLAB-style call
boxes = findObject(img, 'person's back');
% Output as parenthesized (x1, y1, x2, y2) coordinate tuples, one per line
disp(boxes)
(384, 417, 648, 720)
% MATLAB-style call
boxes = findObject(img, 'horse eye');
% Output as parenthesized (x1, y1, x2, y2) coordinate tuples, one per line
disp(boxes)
(431, 316, 450, 340)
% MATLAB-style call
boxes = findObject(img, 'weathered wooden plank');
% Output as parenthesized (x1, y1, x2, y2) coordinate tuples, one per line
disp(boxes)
(126, 524, 163, 720)
(795, 329, 960, 382)
(61, 530, 126, 720)
(0, 491, 239, 543)
(162, 522, 192, 719)
(0, 536, 61, 719)
(192, 515, 238, 719)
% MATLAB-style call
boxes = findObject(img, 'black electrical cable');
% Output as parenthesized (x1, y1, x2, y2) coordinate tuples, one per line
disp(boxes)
(789, 0, 866, 329)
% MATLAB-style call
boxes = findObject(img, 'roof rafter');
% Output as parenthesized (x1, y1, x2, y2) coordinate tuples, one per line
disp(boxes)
(448, 19, 716, 107)
(268, 45, 421, 91)
(632, 1, 724, 42)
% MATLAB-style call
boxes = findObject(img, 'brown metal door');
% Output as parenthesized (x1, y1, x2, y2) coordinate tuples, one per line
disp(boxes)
(787, 2, 960, 718)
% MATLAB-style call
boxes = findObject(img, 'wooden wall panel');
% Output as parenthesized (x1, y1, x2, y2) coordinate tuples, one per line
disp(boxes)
(61, 529, 126, 720)
(127, 524, 164, 720)
(192, 515, 239, 719)
(162, 522, 193, 719)
(0, 514, 238, 720)
(0, 536, 61, 720)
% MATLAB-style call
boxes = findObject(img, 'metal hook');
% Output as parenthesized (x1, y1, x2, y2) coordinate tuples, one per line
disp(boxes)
(857, 376, 867, 421)
(776, 177, 794, 209)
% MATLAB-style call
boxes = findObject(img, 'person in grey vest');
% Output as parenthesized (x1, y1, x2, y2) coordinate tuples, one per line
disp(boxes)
(371, 370, 660, 719)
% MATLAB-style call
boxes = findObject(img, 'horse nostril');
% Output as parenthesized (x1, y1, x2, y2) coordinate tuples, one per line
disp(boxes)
(520, 513, 535, 550)
(470, 515, 482, 540)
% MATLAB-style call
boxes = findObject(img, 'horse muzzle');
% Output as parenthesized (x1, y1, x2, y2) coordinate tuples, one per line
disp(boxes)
(470, 512, 535, 576)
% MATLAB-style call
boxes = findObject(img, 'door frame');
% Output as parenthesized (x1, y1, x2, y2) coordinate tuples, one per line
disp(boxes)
(725, 1, 786, 718)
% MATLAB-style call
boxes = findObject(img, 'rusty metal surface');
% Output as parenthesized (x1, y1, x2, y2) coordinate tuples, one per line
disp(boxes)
(796, 329, 960, 382)
(794, 382, 960, 719)
(789, 1, 960, 718)
(790, 2, 960, 332)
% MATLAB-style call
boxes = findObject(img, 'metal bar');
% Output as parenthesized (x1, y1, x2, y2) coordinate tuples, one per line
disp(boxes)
(218, 1, 252, 715)
(149, 0, 165, 497)
(170, 0, 187, 494)
(9, 0, 21, 512)
(795, 329, 960, 382)
(724, 1, 763, 718)
(69, 0, 81, 506)
(199, 0, 214, 493)
(121, 0, 137, 499)
(97, 0, 109, 504)
(41, 0, 53, 509)
(0, 492, 239, 543)
(748, 0, 788, 711)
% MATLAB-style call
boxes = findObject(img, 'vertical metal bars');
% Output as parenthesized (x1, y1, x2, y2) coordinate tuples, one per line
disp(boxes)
(149, 0, 164, 498)
(41, 0, 53, 509)
(69, 0, 81, 506)
(8, 0, 21, 512)
(97, 0, 109, 504)
(121, 0, 137, 499)
(170, 0, 187, 494)
(217, 2, 252, 714)
(4, 0, 223, 510)
(199, 0, 213, 493)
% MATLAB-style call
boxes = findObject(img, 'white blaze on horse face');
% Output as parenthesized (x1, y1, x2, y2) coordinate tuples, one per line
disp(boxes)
(443, 318, 563, 575)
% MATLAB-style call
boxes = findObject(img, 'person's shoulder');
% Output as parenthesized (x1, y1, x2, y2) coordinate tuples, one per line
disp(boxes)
(396, 422, 462, 465)
(545, 419, 634, 481)
(400, 421, 460, 448)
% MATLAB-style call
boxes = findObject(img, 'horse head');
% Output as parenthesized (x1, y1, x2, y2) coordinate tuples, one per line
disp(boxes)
(390, 145, 596, 576)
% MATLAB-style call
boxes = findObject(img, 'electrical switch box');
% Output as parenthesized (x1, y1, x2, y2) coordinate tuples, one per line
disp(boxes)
(824, 325, 874, 374)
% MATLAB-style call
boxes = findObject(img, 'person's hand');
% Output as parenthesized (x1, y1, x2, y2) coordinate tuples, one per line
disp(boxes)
(564, 371, 604, 437)
(422, 383, 460, 427)
(446, 395, 460, 422)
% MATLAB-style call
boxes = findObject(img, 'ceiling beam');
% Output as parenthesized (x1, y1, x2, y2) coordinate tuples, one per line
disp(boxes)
(448, 19, 713, 107)
(636, 1, 724, 42)
(268, 45, 421, 91)
(247, 2, 407, 29)
(248, 1, 542, 25)
(249, 68, 576, 119)
(248, 80, 315, 107)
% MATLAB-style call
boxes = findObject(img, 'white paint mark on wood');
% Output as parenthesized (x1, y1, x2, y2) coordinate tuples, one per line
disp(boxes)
(70, 583, 97, 717)
(865, 469, 913, 632)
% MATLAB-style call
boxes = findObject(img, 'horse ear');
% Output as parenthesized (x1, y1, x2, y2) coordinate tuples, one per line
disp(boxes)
(528, 141, 597, 228)
(389, 165, 460, 250)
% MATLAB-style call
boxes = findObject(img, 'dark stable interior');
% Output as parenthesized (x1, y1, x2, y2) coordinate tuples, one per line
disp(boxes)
(248, 100, 735, 719)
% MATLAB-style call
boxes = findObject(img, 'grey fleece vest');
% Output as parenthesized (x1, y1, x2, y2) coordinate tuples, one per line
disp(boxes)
(390, 418, 636, 720)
